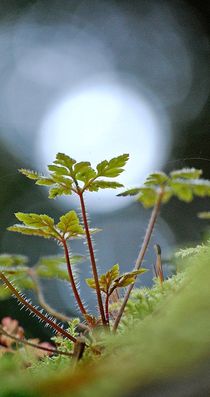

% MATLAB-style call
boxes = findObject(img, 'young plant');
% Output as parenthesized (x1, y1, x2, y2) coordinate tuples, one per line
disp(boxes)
(113, 168, 210, 330)
(1, 155, 210, 358)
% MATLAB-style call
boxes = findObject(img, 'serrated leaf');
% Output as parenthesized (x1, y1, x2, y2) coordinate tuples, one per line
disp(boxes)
(198, 212, 210, 219)
(88, 181, 124, 191)
(48, 165, 70, 175)
(54, 153, 76, 169)
(73, 162, 93, 176)
(36, 178, 55, 186)
(18, 169, 40, 180)
(145, 172, 168, 186)
(117, 188, 141, 197)
(137, 187, 158, 208)
(14, 213, 54, 228)
(57, 211, 84, 237)
(96, 154, 129, 177)
(170, 168, 202, 180)
(98, 264, 120, 293)
(170, 181, 193, 202)
(76, 167, 96, 183)
(191, 179, 210, 197)
(49, 186, 72, 199)
(8, 225, 54, 239)
(113, 269, 147, 288)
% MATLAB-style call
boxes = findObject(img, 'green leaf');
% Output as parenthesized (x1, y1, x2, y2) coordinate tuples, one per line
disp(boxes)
(85, 278, 96, 289)
(73, 162, 96, 182)
(48, 165, 70, 175)
(88, 181, 124, 192)
(7, 225, 54, 239)
(170, 168, 202, 180)
(36, 178, 55, 186)
(198, 212, 210, 220)
(137, 187, 158, 208)
(8, 213, 59, 240)
(36, 254, 85, 281)
(48, 186, 72, 199)
(0, 254, 28, 267)
(191, 179, 210, 197)
(110, 264, 120, 280)
(18, 169, 40, 180)
(117, 188, 141, 197)
(14, 213, 54, 228)
(144, 172, 168, 186)
(57, 211, 84, 237)
(170, 181, 193, 202)
(96, 154, 129, 177)
(54, 153, 76, 169)
(113, 269, 147, 288)
(76, 166, 96, 183)
(86, 264, 120, 292)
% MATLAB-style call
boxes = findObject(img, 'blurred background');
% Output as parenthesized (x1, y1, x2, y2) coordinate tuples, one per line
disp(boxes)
(0, 0, 209, 337)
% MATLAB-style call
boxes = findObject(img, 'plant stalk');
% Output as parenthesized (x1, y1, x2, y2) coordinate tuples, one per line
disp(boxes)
(0, 272, 77, 343)
(113, 191, 163, 331)
(105, 293, 110, 325)
(0, 325, 73, 357)
(78, 192, 107, 326)
(62, 239, 88, 319)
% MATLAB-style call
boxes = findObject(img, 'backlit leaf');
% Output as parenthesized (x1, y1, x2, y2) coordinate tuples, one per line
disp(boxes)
(57, 211, 84, 237)
(144, 172, 168, 186)
(54, 153, 76, 169)
(88, 181, 124, 191)
(96, 154, 129, 177)
(170, 168, 202, 180)
(18, 169, 40, 180)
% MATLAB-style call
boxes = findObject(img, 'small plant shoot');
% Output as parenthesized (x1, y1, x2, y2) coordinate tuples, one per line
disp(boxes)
(1, 153, 210, 364)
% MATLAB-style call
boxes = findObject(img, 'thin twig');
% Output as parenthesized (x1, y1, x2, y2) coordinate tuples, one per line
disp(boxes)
(78, 192, 106, 326)
(113, 191, 164, 331)
(0, 325, 73, 357)
(0, 272, 77, 343)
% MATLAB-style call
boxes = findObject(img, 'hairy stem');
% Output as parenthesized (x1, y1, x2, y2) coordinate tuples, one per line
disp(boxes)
(0, 325, 73, 357)
(105, 293, 110, 325)
(78, 192, 106, 326)
(113, 191, 163, 331)
(0, 272, 77, 343)
(28, 268, 89, 331)
(62, 239, 89, 319)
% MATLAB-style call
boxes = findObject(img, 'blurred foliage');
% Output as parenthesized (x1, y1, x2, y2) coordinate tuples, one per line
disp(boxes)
(0, 244, 210, 396)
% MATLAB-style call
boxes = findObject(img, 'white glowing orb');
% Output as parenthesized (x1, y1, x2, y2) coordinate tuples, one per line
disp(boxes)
(37, 82, 170, 212)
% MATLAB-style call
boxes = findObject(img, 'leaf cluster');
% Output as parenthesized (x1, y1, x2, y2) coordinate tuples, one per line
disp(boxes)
(86, 264, 147, 296)
(19, 153, 129, 198)
(8, 211, 84, 240)
(119, 168, 210, 207)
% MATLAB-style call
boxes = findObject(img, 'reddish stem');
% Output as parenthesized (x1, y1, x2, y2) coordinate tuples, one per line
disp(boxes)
(113, 191, 163, 331)
(0, 272, 77, 343)
(62, 239, 88, 318)
(105, 293, 110, 324)
(78, 192, 106, 326)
